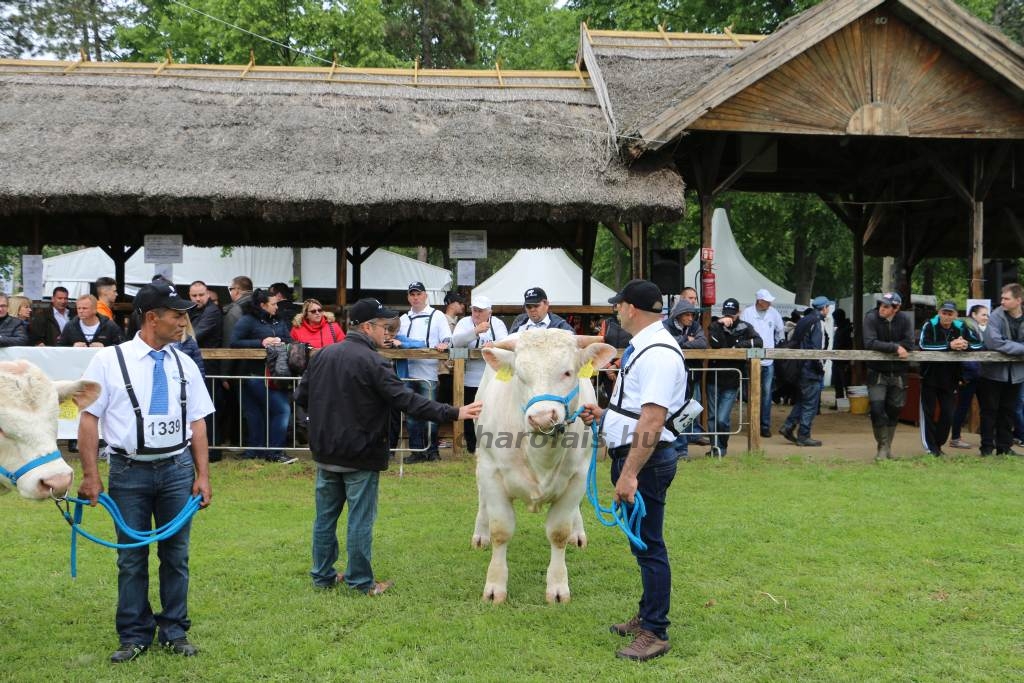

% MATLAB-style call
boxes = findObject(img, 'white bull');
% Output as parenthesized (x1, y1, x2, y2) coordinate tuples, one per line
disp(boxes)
(473, 330, 615, 604)
(0, 360, 100, 500)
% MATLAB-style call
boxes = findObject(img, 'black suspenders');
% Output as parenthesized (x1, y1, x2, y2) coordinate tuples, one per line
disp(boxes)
(114, 345, 189, 456)
(607, 343, 687, 436)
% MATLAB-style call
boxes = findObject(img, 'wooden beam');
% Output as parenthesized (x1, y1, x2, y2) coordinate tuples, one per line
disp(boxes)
(605, 222, 632, 250)
(630, 222, 647, 279)
(581, 224, 598, 306)
(335, 228, 348, 308)
(713, 136, 775, 195)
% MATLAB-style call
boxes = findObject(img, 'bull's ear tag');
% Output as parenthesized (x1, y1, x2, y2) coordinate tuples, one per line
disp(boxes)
(578, 361, 595, 379)
(59, 398, 79, 420)
(495, 366, 513, 382)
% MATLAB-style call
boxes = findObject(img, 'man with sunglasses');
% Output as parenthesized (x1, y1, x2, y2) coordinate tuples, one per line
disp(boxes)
(296, 298, 481, 594)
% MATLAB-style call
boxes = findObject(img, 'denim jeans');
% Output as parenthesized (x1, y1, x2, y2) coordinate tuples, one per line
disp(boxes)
(951, 380, 977, 440)
(242, 378, 291, 458)
(610, 444, 677, 640)
(406, 379, 438, 455)
(759, 363, 775, 432)
(107, 449, 196, 646)
(311, 467, 380, 591)
(785, 376, 823, 438)
(706, 383, 739, 455)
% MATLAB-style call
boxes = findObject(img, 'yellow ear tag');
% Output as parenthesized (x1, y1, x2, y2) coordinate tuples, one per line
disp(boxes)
(577, 361, 595, 379)
(495, 366, 514, 382)
(59, 398, 79, 420)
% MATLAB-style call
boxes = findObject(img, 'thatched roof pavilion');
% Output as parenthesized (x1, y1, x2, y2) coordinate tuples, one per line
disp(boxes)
(0, 60, 683, 255)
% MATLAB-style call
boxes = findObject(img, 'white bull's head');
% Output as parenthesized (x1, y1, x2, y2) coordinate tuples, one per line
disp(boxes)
(482, 330, 616, 433)
(0, 360, 101, 500)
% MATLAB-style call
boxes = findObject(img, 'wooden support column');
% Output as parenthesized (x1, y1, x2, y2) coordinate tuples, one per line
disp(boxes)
(99, 242, 140, 303)
(971, 200, 984, 299)
(335, 228, 348, 308)
(581, 224, 598, 305)
(748, 357, 761, 452)
(630, 222, 647, 279)
(452, 357, 465, 458)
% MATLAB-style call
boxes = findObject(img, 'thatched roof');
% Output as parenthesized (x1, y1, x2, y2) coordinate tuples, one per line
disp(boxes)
(0, 60, 684, 247)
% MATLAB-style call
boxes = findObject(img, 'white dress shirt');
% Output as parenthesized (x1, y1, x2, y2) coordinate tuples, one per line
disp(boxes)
(451, 315, 509, 387)
(398, 306, 453, 382)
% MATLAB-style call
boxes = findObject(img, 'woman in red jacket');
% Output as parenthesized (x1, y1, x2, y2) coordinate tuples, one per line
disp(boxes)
(291, 299, 345, 348)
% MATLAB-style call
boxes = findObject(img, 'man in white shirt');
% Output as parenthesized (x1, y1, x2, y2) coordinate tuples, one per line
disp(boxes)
(740, 289, 786, 437)
(77, 281, 214, 663)
(396, 281, 452, 462)
(450, 294, 508, 453)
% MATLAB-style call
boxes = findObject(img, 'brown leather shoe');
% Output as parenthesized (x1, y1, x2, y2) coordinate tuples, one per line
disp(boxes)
(367, 580, 394, 596)
(609, 615, 641, 637)
(615, 629, 671, 661)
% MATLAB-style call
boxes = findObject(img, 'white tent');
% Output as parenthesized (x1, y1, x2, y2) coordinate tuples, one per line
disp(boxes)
(42, 247, 453, 303)
(473, 248, 617, 305)
(683, 208, 797, 315)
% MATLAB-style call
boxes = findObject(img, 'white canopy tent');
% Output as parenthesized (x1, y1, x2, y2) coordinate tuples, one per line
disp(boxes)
(684, 208, 797, 315)
(472, 248, 617, 305)
(41, 247, 453, 304)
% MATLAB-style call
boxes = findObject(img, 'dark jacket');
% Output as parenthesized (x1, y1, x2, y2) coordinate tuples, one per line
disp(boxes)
(509, 311, 574, 333)
(980, 306, 1024, 384)
(863, 308, 916, 375)
(789, 310, 828, 379)
(28, 307, 67, 346)
(57, 315, 124, 347)
(295, 331, 459, 471)
(708, 316, 762, 389)
(174, 335, 206, 378)
(0, 315, 29, 346)
(918, 316, 982, 387)
(221, 293, 252, 348)
(189, 302, 223, 348)
(600, 316, 632, 349)
(664, 318, 708, 349)
(230, 309, 293, 376)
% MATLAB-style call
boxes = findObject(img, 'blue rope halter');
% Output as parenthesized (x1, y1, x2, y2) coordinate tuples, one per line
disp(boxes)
(0, 450, 64, 488)
(522, 385, 646, 551)
(54, 493, 203, 578)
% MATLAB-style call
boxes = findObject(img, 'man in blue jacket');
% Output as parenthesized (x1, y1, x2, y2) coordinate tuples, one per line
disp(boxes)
(779, 296, 832, 448)
(918, 301, 982, 455)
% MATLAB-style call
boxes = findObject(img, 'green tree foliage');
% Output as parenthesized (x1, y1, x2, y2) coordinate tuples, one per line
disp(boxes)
(116, 0, 396, 67)
(383, 0, 486, 68)
(567, 0, 817, 34)
(1, 2, 32, 57)
(475, 0, 580, 70)
(10, 0, 133, 60)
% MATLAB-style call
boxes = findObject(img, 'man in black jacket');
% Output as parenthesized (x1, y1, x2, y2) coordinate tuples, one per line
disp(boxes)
(863, 292, 916, 460)
(188, 280, 223, 348)
(707, 298, 762, 456)
(0, 294, 29, 346)
(57, 295, 124, 347)
(296, 298, 482, 594)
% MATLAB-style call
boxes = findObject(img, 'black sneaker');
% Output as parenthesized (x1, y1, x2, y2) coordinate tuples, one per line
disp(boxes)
(265, 453, 298, 464)
(779, 425, 797, 444)
(110, 643, 148, 664)
(162, 637, 199, 657)
(760, 428, 772, 438)
(796, 436, 822, 447)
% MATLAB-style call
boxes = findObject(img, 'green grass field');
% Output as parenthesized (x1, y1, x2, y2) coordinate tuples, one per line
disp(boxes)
(3, 454, 1023, 682)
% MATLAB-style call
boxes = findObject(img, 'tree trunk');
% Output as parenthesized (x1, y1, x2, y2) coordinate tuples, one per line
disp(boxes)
(792, 231, 816, 305)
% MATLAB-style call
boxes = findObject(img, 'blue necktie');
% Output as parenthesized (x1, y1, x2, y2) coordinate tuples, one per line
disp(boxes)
(620, 343, 635, 369)
(148, 350, 168, 415)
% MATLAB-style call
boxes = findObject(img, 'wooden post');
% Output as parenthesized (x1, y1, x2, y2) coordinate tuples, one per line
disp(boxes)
(453, 357, 465, 458)
(748, 357, 761, 452)
(335, 228, 348, 308)
(699, 191, 714, 329)
(970, 199, 984, 299)
(630, 222, 647, 279)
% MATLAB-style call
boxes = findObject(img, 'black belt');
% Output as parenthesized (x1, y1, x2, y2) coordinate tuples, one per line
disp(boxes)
(109, 449, 178, 465)
(608, 441, 674, 459)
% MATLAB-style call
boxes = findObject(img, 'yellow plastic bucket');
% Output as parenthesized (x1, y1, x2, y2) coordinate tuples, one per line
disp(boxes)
(849, 396, 869, 414)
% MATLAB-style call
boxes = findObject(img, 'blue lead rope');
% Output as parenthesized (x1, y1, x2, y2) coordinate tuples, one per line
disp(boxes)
(584, 421, 647, 551)
(55, 493, 203, 578)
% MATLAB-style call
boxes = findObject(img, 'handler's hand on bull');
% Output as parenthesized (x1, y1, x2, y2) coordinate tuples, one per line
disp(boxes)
(77, 474, 104, 506)
(458, 400, 483, 421)
(579, 402, 604, 426)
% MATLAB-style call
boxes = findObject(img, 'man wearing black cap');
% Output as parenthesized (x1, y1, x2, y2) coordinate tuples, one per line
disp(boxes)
(579, 279, 686, 661)
(863, 292, 915, 460)
(707, 298, 763, 456)
(780, 295, 833, 448)
(918, 301, 981, 455)
(396, 282, 453, 462)
(509, 287, 574, 333)
(77, 282, 215, 663)
(296, 298, 481, 594)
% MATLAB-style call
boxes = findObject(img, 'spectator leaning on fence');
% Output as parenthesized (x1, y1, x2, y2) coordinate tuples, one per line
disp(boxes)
(918, 301, 982, 456)
(29, 286, 71, 346)
(741, 289, 786, 439)
(290, 299, 345, 349)
(863, 292, 915, 461)
(707, 297, 763, 457)
(978, 283, 1024, 457)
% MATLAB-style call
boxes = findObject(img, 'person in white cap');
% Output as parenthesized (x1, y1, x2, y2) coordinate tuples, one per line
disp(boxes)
(451, 294, 509, 454)
(741, 289, 786, 438)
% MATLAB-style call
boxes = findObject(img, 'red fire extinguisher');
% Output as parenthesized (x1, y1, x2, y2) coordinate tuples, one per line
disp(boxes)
(700, 268, 716, 306)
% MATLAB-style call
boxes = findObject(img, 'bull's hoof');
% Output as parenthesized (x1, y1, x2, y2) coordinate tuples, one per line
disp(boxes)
(471, 533, 490, 549)
(546, 586, 571, 604)
(568, 532, 588, 549)
(482, 585, 507, 604)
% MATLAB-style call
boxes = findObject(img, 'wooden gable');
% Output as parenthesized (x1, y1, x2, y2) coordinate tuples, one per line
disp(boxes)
(689, 8, 1024, 138)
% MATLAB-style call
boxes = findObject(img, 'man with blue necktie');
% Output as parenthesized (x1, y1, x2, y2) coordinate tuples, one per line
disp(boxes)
(78, 282, 214, 664)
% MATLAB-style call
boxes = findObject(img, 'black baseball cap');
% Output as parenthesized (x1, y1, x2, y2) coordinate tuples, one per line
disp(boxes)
(608, 279, 663, 313)
(444, 291, 465, 305)
(721, 297, 741, 315)
(134, 282, 194, 314)
(939, 300, 957, 312)
(407, 281, 426, 293)
(524, 287, 547, 304)
(349, 298, 400, 325)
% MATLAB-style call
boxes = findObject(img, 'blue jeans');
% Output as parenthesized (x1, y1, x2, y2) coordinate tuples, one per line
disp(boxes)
(610, 444, 677, 640)
(785, 376, 823, 438)
(951, 380, 977, 439)
(242, 378, 291, 458)
(706, 383, 739, 455)
(759, 363, 775, 432)
(311, 467, 380, 591)
(406, 379, 438, 455)
(107, 449, 196, 646)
